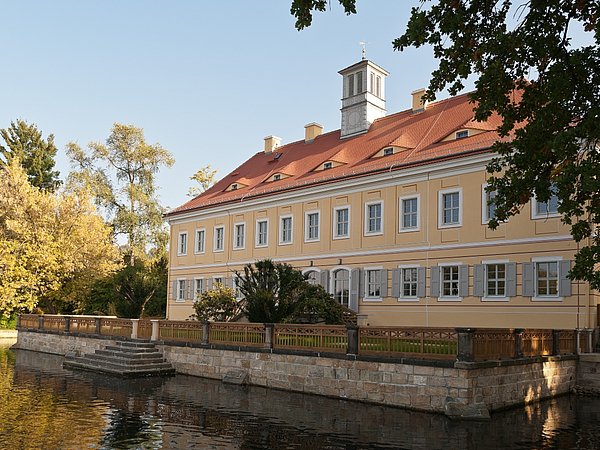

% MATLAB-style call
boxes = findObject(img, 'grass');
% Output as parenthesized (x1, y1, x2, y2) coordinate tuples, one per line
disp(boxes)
(360, 338, 457, 355)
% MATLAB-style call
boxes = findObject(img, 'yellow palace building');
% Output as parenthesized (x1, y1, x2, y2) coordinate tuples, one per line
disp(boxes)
(164, 58, 598, 329)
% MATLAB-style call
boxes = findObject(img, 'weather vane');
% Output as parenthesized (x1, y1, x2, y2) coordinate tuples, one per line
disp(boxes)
(359, 40, 369, 60)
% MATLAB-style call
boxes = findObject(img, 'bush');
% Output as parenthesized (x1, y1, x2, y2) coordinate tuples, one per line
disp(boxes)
(0, 314, 17, 330)
(191, 283, 241, 322)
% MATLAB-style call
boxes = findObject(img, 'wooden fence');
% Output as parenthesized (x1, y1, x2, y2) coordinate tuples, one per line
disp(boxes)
(17, 314, 595, 361)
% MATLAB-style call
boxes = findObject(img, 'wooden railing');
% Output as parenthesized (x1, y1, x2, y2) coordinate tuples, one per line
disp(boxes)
(522, 329, 554, 357)
(209, 323, 265, 347)
(559, 330, 577, 355)
(138, 320, 153, 339)
(19, 314, 39, 330)
(158, 320, 203, 341)
(101, 318, 132, 337)
(41, 315, 66, 331)
(274, 324, 347, 353)
(359, 327, 458, 360)
(69, 317, 97, 334)
(473, 329, 516, 360)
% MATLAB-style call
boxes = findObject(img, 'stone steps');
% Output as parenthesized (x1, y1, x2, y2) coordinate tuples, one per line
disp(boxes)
(63, 340, 175, 378)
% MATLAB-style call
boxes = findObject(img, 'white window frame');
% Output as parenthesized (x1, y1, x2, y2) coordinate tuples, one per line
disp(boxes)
(211, 275, 224, 289)
(193, 277, 204, 302)
(364, 266, 383, 302)
(399, 194, 420, 233)
(323, 162, 333, 170)
(194, 228, 206, 254)
(364, 200, 384, 236)
(304, 210, 320, 242)
(438, 262, 463, 302)
(233, 222, 245, 250)
(397, 264, 420, 302)
(176, 278, 187, 302)
(230, 183, 238, 191)
(481, 184, 497, 225)
(330, 266, 351, 308)
(255, 218, 269, 248)
(177, 231, 187, 256)
(532, 256, 563, 302)
(302, 268, 321, 286)
(383, 147, 394, 156)
(279, 214, 293, 245)
(273, 174, 281, 181)
(456, 130, 469, 139)
(213, 226, 225, 252)
(333, 205, 350, 239)
(481, 259, 510, 302)
(531, 191, 561, 220)
(438, 187, 463, 229)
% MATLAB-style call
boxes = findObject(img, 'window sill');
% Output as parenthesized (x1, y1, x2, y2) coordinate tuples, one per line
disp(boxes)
(437, 223, 461, 230)
(364, 231, 383, 237)
(437, 297, 462, 302)
(278, 241, 293, 246)
(362, 297, 383, 302)
(531, 296, 563, 302)
(397, 297, 419, 302)
(399, 227, 420, 233)
(175, 299, 186, 303)
(332, 235, 349, 240)
(481, 297, 510, 302)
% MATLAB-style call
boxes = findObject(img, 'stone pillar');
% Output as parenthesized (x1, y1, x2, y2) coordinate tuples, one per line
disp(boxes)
(456, 328, 477, 362)
(95, 317, 102, 335)
(16, 315, 21, 329)
(514, 328, 524, 359)
(346, 325, 359, 356)
(201, 321, 210, 345)
(552, 329, 561, 356)
(586, 329, 593, 353)
(64, 316, 71, 333)
(356, 314, 368, 327)
(131, 319, 139, 339)
(264, 323, 274, 349)
(150, 319, 160, 341)
(38, 315, 44, 330)
(576, 329, 582, 355)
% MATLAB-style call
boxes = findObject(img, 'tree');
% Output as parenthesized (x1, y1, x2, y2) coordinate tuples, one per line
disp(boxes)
(236, 259, 342, 324)
(0, 161, 121, 317)
(191, 283, 241, 322)
(292, 1, 600, 289)
(66, 123, 174, 266)
(187, 165, 218, 197)
(0, 119, 60, 191)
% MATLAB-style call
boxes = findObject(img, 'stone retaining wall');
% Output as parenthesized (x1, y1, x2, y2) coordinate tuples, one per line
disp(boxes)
(14, 329, 579, 415)
(577, 354, 600, 393)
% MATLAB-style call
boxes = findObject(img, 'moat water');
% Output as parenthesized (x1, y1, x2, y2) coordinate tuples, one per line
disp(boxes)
(1, 340, 600, 450)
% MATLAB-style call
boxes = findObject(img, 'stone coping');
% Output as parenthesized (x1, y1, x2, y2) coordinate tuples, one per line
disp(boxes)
(0, 330, 18, 338)
(579, 353, 600, 363)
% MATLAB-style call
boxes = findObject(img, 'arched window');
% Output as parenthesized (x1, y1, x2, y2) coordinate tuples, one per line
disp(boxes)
(305, 270, 319, 286)
(333, 269, 349, 307)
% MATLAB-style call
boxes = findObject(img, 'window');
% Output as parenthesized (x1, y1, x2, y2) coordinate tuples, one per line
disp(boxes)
(438, 188, 463, 228)
(402, 268, 418, 297)
(195, 229, 205, 254)
(376, 75, 381, 97)
(481, 184, 498, 223)
(214, 226, 224, 252)
(234, 223, 245, 249)
(193, 278, 204, 301)
(442, 266, 460, 297)
(532, 185, 560, 219)
(306, 270, 319, 286)
(366, 270, 381, 298)
(370, 72, 375, 94)
(383, 147, 394, 156)
(323, 162, 333, 170)
(523, 258, 570, 300)
(356, 71, 363, 94)
(273, 174, 281, 181)
(176, 279, 186, 302)
(333, 206, 349, 238)
(177, 232, 187, 256)
(211, 276, 224, 289)
(486, 264, 506, 297)
(365, 201, 383, 235)
(333, 269, 350, 307)
(348, 74, 354, 96)
(280, 215, 293, 244)
(256, 219, 268, 247)
(456, 130, 469, 139)
(305, 211, 320, 242)
(537, 261, 558, 297)
(399, 195, 420, 232)
(474, 261, 515, 300)
(231, 183, 238, 191)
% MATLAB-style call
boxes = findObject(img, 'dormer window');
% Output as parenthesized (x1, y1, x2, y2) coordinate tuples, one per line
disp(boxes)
(383, 147, 394, 156)
(323, 162, 333, 170)
(273, 174, 281, 181)
(230, 183, 238, 191)
(456, 130, 469, 139)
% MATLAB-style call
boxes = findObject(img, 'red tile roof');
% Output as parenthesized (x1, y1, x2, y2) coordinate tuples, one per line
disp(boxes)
(166, 90, 511, 217)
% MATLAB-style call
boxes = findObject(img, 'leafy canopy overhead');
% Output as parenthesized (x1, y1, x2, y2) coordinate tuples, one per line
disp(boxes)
(67, 123, 174, 265)
(292, 1, 600, 288)
(188, 165, 218, 198)
(0, 119, 60, 191)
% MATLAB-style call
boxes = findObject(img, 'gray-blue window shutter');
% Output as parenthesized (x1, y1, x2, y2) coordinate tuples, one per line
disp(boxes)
(228, 276, 234, 289)
(319, 270, 329, 292)
(350, 268, 360, 312)
(172, 280, 177, 300)
(379, 269, 388, 298)
(358, 269, 365, 298)
(473, 264, 484, 297)
(506, 262, 517, 297)
(201, 279, 206, 294)
(522, 262, 534, 297)
(459, 265, 469, 297)
(391, 268, 401, 298)
(417, 267, 426, 298)
(559, 260, 572, 297)
(430, 266, 440, 297)
(186, 279, 190, 300)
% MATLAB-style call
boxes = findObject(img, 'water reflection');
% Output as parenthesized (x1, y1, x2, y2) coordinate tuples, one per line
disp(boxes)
(1, 343, 599, 449)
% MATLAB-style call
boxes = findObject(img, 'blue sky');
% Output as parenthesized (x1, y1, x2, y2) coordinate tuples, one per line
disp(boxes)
(1, 1, 592, 213)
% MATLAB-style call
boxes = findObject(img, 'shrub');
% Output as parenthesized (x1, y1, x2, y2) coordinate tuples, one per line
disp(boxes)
(191, 283, 241, 322)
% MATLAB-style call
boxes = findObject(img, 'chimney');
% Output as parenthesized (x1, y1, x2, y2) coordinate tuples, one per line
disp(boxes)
(411, 88, 429, 113)
(304, 123, 323, 142)
(264, 135, 281, 154)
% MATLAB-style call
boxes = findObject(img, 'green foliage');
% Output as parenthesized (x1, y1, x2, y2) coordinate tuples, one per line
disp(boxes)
(0, 119, 60, 191)
(290, 0, 356, 30)
(0, 314, 17, 330)
(191, 283, 241, 322)
(66, 123, 174, 266)
(187, 165, 218, 198)
(236, 259, 342, 324)
(292, 1, 600, 288)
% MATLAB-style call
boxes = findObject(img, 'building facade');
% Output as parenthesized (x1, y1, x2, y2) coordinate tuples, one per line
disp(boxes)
(164, 59, 598, 329)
